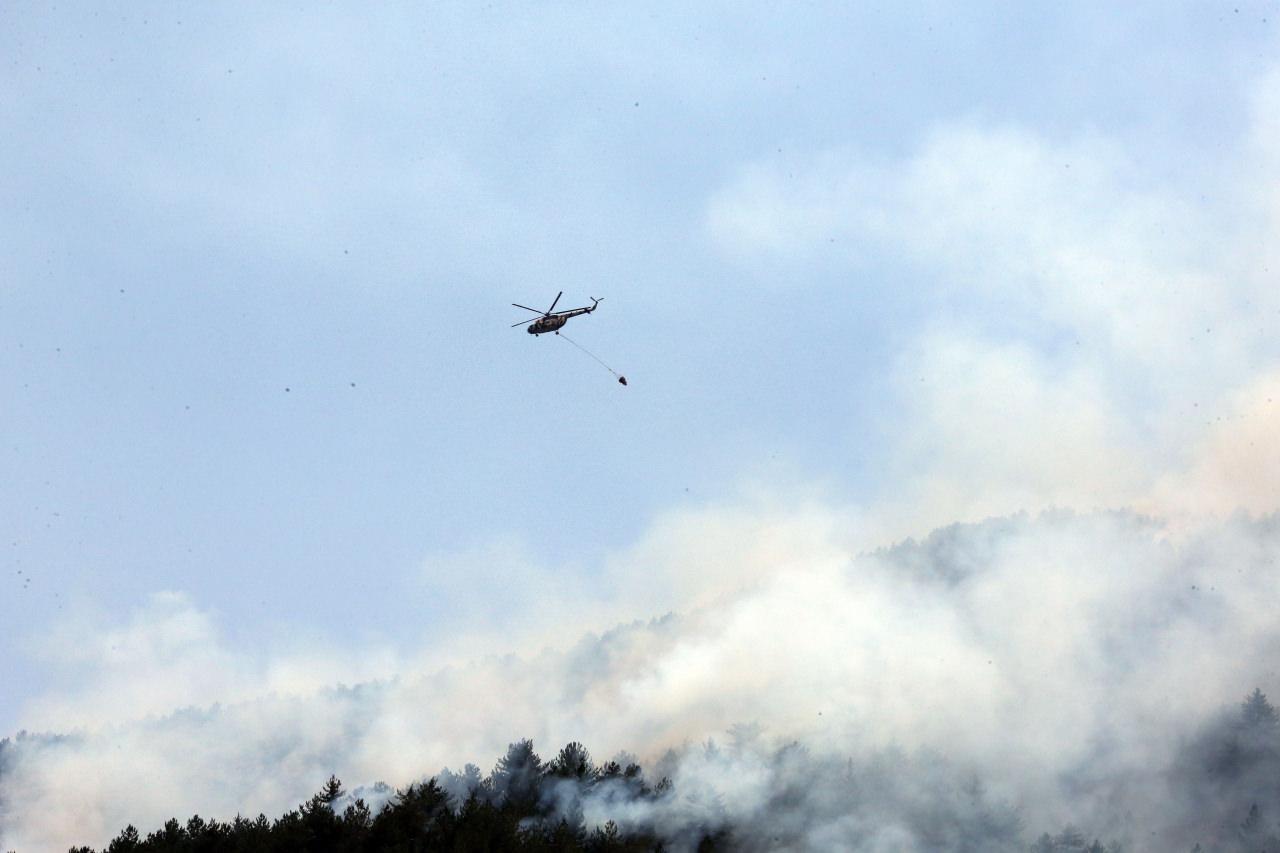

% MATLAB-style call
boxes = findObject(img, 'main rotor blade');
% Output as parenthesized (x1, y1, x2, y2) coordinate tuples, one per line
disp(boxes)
(511, 303, 544, 314)
(511, 318, 535, 327)
(545, 291, 563, 314)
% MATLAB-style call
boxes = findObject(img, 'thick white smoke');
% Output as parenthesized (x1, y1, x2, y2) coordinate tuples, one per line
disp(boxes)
(4, 509, 1280, 850)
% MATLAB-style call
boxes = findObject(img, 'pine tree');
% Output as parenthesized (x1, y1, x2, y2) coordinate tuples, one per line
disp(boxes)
(1241, 688, 1278, 729)
(318, 774, 344, 805)
(341, 798, 372, 830)
(105, 824, 141, 853)
(492, 739, 544, 811)
(549, 741, 597, 781)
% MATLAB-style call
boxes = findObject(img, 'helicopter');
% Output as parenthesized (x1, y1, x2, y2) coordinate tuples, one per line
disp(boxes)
(510, 291, 601, 335)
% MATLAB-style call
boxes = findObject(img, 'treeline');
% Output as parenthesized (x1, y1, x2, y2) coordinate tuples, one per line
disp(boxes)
(67, 740, 692, 853)
(60, 689, 1280, 852)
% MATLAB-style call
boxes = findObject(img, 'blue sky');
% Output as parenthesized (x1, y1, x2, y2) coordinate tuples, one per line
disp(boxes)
(3, 0, 1280, 761)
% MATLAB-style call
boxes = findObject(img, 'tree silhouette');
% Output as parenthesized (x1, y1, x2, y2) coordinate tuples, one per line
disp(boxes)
(318, 775, 345, 806)
(1241, 688, 1278, 730)
(491, 739, 544, 812)
(548, 741, 597, 782)
(105, 824, 141, 853)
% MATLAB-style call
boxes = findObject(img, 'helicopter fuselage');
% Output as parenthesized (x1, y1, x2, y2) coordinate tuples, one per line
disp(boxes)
(527, 314, 569, 335)
(526, 305, 597, 334)
(513, 294, 599, 334)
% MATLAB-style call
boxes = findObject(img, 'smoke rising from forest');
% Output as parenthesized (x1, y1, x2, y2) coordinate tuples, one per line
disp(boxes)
(5, 510, 1280, 850)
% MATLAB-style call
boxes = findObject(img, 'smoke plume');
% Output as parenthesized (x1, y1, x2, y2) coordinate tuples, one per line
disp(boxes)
(5, 510, 1280, 850)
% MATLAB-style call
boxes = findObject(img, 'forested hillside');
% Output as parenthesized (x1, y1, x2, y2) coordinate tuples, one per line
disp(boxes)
(50, 689, 1280, 853)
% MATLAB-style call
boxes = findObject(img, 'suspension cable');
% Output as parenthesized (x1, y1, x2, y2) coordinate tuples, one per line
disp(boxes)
(557, 332, 627, 386)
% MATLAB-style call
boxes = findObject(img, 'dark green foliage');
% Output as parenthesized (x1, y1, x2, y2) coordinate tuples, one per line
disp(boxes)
(491, 739, 545, 814)
(340, 800, 372, 833)
(71, 741, 665, 853)
(105, 825, 141, 853)
(547, 742, 596, 782)
(365, 779, 455, 851)
(318, 776, 345, 807)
